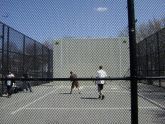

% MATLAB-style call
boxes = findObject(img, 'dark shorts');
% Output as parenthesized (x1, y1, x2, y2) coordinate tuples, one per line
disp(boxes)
(6, 86, 12, 95)
(98, 84, 104, 91)
(71, 81, 79, 88)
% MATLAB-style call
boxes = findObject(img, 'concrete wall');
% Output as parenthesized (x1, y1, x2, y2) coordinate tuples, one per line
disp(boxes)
(53, 37, 130, 78)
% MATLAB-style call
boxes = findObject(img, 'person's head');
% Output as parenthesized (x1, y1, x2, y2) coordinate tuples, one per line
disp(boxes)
(23, 74, 26, 77)
(99, 65, 103, 70)
(70, 71, 73, 75)
(7, 71, 11, 74)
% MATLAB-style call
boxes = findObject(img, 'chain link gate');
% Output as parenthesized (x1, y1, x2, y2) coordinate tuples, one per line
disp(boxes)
(1, 0, 165, 124)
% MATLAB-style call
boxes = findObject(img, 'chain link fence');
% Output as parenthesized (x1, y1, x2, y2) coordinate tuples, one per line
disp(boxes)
(0, 1, 165, 124)
(137, 28, 165, 87)
(0, 22, 53, 95)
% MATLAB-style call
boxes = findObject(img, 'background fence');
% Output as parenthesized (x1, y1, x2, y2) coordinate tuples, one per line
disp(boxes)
(137, 28, 165, 87)
(0, 21, 53, 95)
(0, 1, 165, 124)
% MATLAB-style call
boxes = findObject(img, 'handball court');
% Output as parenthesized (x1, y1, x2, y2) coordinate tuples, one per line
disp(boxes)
(1, 81, 165, 124)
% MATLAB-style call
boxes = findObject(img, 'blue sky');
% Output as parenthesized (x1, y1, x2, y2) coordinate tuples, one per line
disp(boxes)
(0, 0, 164, 43)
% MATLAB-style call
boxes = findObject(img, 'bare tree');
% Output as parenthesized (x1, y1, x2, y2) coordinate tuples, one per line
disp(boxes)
(118, 17, 165, 42)
(43, 40, 53, 50)
(118, 27, 128, 37)
(161, 17, 165, 27)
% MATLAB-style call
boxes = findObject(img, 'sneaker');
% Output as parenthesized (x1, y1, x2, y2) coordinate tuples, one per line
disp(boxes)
(101, 95, 105, 100)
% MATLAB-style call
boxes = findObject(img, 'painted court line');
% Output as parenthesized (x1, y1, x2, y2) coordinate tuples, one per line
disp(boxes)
(138, 93, 165, 110)
(10, 85, 165, 115)
(120, 85, 165, 110)
(111, 87, 118, 90)
(1, 94, 34, 109)
(103, 91, 130, 93)
(24, 106, 159, 110)
(11, 86, 62, 115)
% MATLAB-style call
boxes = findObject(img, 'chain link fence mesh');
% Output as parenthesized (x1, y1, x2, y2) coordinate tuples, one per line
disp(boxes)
(0, 22, 53, 95)
(0, 0, 165, 124)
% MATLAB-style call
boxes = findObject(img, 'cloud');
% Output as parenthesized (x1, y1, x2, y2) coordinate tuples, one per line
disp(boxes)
(96, 7, 108, 12)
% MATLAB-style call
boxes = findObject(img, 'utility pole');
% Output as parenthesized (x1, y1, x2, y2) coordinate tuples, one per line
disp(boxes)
(127, 0, 138, 124)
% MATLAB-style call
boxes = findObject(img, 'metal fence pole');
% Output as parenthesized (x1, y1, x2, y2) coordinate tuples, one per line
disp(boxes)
(47, 48, 50, 78)
(42, 45, 44, 78)
(7, 27, 9, 72)
(1, 24, 5, 95)
(33, 41, 36, 77)
(146, 39, 148, 77)
(23, 35, 25, 74)
(127, 0, 138, 124)
(156, 32, 161, 87)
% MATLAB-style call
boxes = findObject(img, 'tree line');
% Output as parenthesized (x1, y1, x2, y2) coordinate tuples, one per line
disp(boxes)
(118, 17, 165, 42)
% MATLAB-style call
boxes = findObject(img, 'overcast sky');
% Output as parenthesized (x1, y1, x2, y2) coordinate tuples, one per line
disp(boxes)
(0, 0, 164, 42)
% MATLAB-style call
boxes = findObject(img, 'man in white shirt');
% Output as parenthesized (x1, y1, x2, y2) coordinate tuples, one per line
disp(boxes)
(6, 71, 15, 97)
(96, 66, 107, 100)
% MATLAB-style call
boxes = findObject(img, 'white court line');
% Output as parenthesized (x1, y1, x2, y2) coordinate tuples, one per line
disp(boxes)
(63, 85, 129, 93)
(111, 87, 118, 90)
(139, 92, 165, 95)
(120, 85, 165, 110)
(54, 85, 84, 89)
(1, 94, 33, 109)
(138, 93, 165, 109)
(11, 86, 63, 115)
(10, 85, 165, 115)
(103, 91, 130, 93)
(24, 106, 159, 110)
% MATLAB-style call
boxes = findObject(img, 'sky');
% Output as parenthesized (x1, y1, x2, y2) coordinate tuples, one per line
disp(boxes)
(0, 0, 164, 43)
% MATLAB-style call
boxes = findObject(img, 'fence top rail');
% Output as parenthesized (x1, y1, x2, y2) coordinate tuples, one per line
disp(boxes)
(1, 76, 165, 81)
(0, 77, 129, 81)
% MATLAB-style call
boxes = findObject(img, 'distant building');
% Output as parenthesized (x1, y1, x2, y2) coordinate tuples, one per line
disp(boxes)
(53, 37, 129, 78)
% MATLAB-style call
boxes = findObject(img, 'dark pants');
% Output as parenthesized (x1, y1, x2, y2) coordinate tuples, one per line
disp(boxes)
(97, 84, 104, 96)
(23, 81, 32, 92)
(6, 86, 12, 96)
(98, 84, 104, 91)
(25, 82, 32, 92)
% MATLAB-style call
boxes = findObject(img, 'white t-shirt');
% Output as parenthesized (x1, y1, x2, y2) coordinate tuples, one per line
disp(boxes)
(96, 69, 107, 84)
(7, 73, 15, 78)
(6, 73, 15, 86)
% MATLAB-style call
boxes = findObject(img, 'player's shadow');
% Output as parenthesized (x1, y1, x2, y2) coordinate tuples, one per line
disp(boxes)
(41, 84, 54, 87)
(59, 93, 71, 95)
(80, 97, 98, 100)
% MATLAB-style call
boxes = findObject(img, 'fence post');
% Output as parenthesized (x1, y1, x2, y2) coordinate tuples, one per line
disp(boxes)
(42, 45, 44, 78)
(127, 0, 138, 124)
(7, 27, 10, 71)
(23, 35, 25, 74)
(1, 24, 5, 96)
(34, 41, 37, 84)
(156, 32, 161, 87)
(47, 48, 51, 78)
